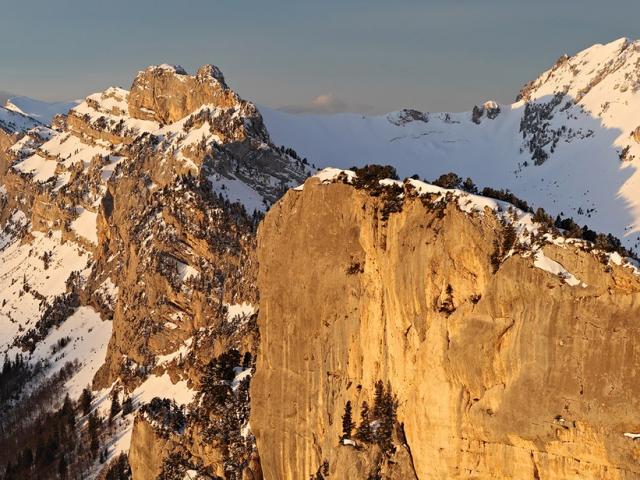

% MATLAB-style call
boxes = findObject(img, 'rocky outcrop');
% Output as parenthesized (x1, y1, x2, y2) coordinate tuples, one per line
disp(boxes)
(252, 176, 640, 479)
(0, 130, 16, 174)
(129, 64, 244, 125)
(128, 417, 170, 479)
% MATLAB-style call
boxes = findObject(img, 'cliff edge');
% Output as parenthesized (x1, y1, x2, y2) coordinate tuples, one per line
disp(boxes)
(252, 169, 640, 479)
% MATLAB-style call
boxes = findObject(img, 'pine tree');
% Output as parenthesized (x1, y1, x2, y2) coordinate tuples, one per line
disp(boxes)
(80, 386, 93, 416)
(373, 380, 385, 419)
(341, 401, 355, 439)
(554, 214, 562, 229)
(122, 396, 133, 416)
(88, 412, 101, 458)
(2, 354, 10, 375)
(377, 382, 398, 455)
(462, 177, 478, 194)
(356, 401, 373, 442)
(110, 393, 121, 422)
(60, 393, 75, 428)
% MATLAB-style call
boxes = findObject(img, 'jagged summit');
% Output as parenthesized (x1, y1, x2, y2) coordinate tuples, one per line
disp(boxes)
(7, 63, 309, 212)
(516, 37, 635, 102)
(128, 63, 239, 124)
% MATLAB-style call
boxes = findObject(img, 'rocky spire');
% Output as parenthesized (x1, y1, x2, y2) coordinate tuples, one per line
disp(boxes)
(128, 64, 242, 124)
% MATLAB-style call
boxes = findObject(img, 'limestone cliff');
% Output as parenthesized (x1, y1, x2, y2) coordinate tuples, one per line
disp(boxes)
(252, 174, 640, 479)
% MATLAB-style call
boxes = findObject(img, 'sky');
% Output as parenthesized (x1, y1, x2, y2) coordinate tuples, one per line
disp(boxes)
(1, 0, 640, 114)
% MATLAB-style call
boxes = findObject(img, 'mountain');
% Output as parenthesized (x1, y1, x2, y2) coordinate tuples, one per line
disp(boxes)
(2, 39, 640, 480)
(0, 105, 42, 177)
(0, 104, 41, 134)
(262, 38, 640, 251)
(4, 96, 80, 124)
(0, 63, 306, 479)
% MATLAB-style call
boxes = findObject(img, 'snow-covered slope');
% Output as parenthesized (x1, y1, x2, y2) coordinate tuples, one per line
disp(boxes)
(5, 96, 79, 125)
(262, 38, 640, 251)
(0, 104, 41, 134)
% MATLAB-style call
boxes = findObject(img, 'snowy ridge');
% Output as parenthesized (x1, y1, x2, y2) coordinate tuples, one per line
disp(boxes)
(262, 38, 640, 251)
(0, 104, 41, 134)
(304, 167, 640, 284)
(6, 80, 306, 213)
(5, 96, 80, 125)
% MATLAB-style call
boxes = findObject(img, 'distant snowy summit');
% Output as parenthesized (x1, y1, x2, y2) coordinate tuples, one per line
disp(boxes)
(262, 38, 640, 250)
(4, 96, 80, 124)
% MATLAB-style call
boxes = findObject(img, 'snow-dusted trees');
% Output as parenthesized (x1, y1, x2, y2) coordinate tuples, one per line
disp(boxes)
(432, 172, 462, 190)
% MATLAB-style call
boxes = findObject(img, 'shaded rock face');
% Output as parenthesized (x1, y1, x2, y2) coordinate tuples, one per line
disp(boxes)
(252, 178, 640, 479)
(129, 64, 244, 125)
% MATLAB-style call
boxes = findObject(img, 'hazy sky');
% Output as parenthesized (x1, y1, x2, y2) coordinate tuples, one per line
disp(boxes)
(2, 0, 640, 114)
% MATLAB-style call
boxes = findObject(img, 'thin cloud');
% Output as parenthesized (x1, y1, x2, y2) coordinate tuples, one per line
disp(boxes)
(279, 93, 373, 114)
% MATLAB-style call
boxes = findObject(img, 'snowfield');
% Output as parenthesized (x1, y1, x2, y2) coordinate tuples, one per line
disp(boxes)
(263, 38, 640, 251)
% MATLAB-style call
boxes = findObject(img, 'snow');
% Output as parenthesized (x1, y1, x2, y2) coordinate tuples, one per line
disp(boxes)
(98, 277, 119, 298)
(260, 39, 640, 251)
(533, 251, 583, 287)
(225, 302, 256, 323)
(0, 105, 41, 133)
(0, 230, 91, 349)
(97, 371, 197, 458)
(209, 173, 266, 212)
(231, 367, 252, 391)
(295, 167, 356, 190)
(240, 421, 251, 438)
(176, 260, 198, 282)
(30, 306, 112, 399)
(40, 132, 110, 169)
(156, 337, 193, 366)
(133, 372, 196, 406)
(71, 89, 159, 135)
(13, 153, 58, 182)
(305, 168, 596, 284)
(70, 208, 98, 244)
(5, 96, 80, 124)
(154, 64, 187, 75)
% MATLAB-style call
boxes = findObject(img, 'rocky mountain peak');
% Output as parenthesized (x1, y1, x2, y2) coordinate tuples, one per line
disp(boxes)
(515, 37, 636, 103)
(128, 63, 241, 125)
(196, 63, 227, 86)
